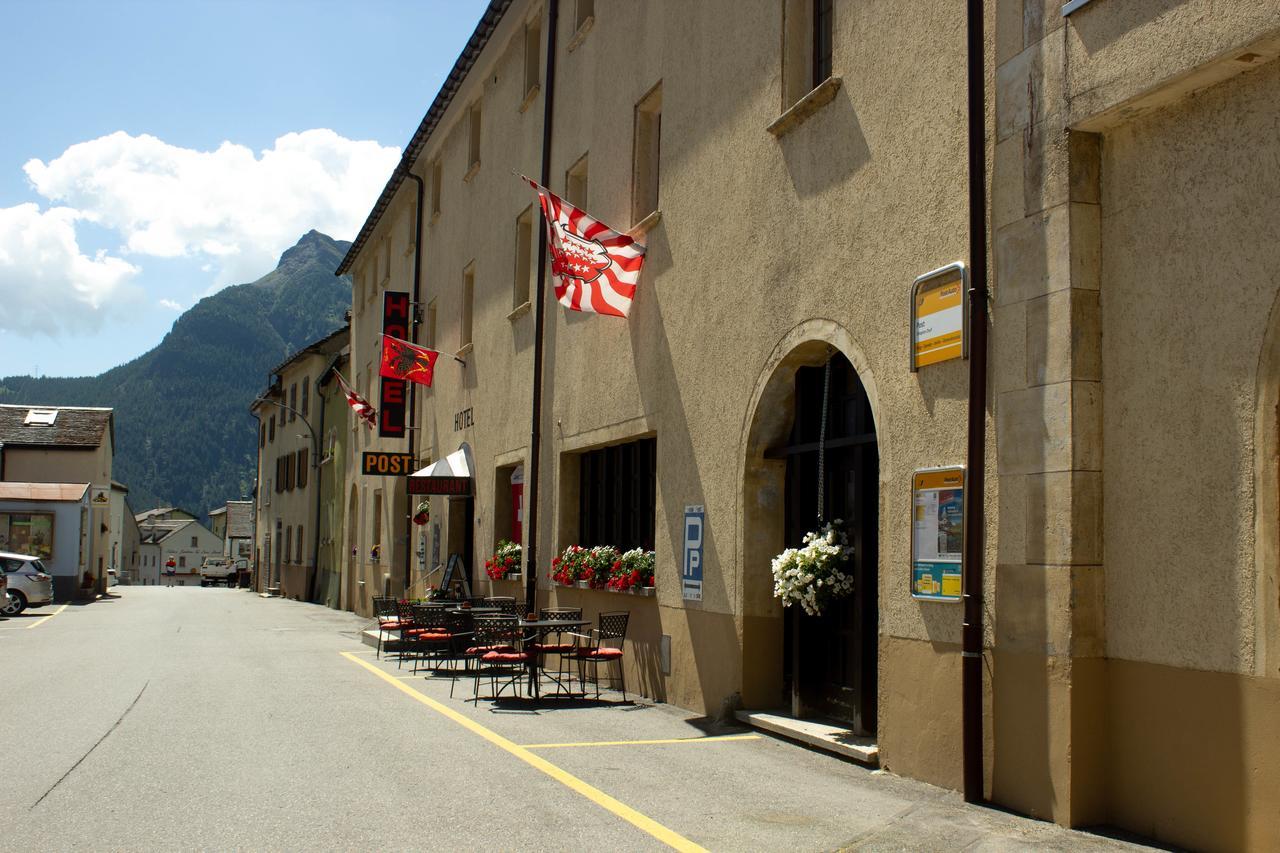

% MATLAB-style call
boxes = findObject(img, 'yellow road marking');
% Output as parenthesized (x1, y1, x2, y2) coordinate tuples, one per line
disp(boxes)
(25, 604, 68, 629)
(522, 734, 761, 749)
(341, 651, 706, 853)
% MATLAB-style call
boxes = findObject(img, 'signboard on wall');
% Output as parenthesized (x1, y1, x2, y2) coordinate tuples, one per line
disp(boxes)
(379, 292, 411, 437)
(910, 263, 967, 371)
(361, 452, 416, 476)
(407, 476, 471, 497)
(682, 505, 704, 601)
(90, 487, 110, 510)
(911, 467, 964, 601)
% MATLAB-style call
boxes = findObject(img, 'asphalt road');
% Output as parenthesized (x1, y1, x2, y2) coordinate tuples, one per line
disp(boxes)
(0, 589, 1149, 851)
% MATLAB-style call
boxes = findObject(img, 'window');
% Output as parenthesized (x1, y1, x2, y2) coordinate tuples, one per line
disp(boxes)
(426, 299, 438, 349)
(523, 19, 541, 100)
(461, 263, 475, 350)
(23, 408, 57, 426)
(467, 102, 482, 175)
(178, 556, 186, 568)
(191, 536, 198, 548)
(430, 160, 442, 217)
(575, 0, 594, 31)
(813, 0, 833, 86)
(301, 379, 309, 418)
(289, 384, 297, 421)
(286, 453, 296, 491)
(269, 415, 276, 442)
(380, 239, 391, 283)
(0, 512, 55, 560)
(632, 84, 662, 224)
(513, 207, 534, 309)
(284, 526, 292, 564)
(296, 448, 308, 489)
(406, 210, 417, 251)
(296, 525, 304, 565)
(566, 153, 588, 208)
(259, 423, 266, 449)
(577, 438, 656, 551)
(372, 491, 383, 552)
(783, 0, 834, 108)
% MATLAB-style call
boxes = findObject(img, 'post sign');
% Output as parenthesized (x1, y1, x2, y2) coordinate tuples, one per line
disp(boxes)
(407, 476, 472, 497)
(910, 263, 967, 371)
(361, 452, 417, 476)
(379, 292, 411, 437)
(911, 467, 964, 601)
(682, 505, 704, 601)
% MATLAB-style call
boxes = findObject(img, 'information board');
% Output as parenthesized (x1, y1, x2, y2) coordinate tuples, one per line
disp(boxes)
(682, 505, 704, 602)
(911, 467, 964, 601)
(910, 263, 967, 371)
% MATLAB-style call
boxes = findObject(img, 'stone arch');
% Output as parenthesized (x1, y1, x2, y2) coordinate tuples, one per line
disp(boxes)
(736, 318, 883, 710)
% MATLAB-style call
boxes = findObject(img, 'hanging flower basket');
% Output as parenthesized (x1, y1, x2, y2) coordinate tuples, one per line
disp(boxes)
(412, 500, 430, 526)
(485, 540, 522, 580)
(771, 520, 854, 616)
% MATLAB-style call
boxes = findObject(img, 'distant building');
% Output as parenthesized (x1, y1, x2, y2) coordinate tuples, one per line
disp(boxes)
(107, 481, 141, 584)
(0, 482, 92, 600)
(208, 506, 227, 540)
(0, 405, 114, 596)
(209, 499, 254, 562)
(136, 515, 222, 586)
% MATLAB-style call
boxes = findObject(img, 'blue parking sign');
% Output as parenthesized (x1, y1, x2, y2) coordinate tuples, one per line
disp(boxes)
(683, 505, 704, 601)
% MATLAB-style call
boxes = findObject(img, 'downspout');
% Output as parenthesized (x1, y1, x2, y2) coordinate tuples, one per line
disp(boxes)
(307, 379, 326, 604)
(525, 0, 559, 612)
(962, 0, 990, 805)
(403, 170, 426, 597)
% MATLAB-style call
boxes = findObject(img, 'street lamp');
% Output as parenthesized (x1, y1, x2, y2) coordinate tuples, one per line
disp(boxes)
(253, 395, 324, 602)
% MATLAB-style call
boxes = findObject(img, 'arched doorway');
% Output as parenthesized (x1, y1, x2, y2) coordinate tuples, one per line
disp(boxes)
(741, 330, 880, 736)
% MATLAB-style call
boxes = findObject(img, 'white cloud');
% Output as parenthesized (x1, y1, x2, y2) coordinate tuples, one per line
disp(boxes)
(158, 298, 182, 311)
(24, 128, 400, 288)
(0, 203, 141, 336)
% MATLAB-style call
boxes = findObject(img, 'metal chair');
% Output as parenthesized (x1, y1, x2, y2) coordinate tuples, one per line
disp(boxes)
(372, 596, 401, 659)
(406, 604, 456, 674)
(484, 596, 521, 617)
(568, 611, 630, 701)
(469, 615, 531, 704)
(529, 608, 583, 695)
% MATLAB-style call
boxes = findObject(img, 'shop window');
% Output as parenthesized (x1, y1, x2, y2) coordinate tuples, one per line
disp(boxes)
(513, 207, 534, 309)
(523, 18, 541, 100)
(632, 83, 662, 225)
(577, 438, 656, 550)
(566, 153, 588, 208)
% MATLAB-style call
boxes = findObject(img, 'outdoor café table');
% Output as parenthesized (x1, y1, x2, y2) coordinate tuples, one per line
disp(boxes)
(445, 606, 501, 615)
(517, 618, 590, 699)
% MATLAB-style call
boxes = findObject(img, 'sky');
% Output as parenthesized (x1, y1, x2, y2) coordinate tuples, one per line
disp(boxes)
(0, 0, 488, 377)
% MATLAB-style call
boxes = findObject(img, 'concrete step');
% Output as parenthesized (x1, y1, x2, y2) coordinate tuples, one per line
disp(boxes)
(360, 628, 403, 652)
(735, 710, 879, 766)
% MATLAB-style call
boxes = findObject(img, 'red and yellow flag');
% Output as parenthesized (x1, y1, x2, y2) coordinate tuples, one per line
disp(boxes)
(379, 335, 440, 387)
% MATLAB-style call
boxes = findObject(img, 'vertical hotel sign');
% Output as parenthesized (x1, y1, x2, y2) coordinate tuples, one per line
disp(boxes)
(910, 262, 967, 371)
(380, 292, 410, 437)
(911, 467, 964, 601)
(682, 505, 704, 601)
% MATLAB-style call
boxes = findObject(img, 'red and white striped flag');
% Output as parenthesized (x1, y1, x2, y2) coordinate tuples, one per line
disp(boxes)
(526, 177, 646, 317)
(333, 371, 377, 430)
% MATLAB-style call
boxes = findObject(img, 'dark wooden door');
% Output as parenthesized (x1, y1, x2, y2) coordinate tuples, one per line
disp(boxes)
(778, 356, 878, 735)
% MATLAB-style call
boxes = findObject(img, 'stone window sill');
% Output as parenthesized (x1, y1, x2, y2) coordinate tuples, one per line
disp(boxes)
(628, 209, 662, 239)
(567, 16, 594, 52)
(456, 342, 474, 360)
(463, 161, 481, 183)
(767, 76, 842, 138)
(519, 85, 540, 114)
(508, 301, 531, 322)
(430, 210, 441, 226)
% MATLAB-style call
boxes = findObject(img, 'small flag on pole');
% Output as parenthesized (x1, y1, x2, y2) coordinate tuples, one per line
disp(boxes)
(524, 176, 647, 318)
(333, 371, 377, 430)
(379, 334, 442, 388)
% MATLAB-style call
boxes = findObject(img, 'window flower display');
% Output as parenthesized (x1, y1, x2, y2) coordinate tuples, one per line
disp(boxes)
(485, 539, 522, 580)
(551, 544, 590, 586)
(608, 548, 655, 592)
(581, 545, 619, 589)
(771, 520, 854, 616)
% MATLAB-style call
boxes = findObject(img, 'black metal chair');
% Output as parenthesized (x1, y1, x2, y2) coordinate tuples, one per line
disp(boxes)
(407, 604, 456, 674)
(392, 600, 418, 668)
(529, 608, 583, 695)
(372, 596, 401, 659)
(484, 596, 521, 617)
(568, 611, 630, 701)
(469, 615, 532, 704)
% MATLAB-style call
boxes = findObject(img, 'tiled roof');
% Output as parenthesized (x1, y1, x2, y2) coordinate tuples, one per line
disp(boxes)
(0, 405, 112, 449)
(138, 519, 191, 544)
(0, 482, 90, 502)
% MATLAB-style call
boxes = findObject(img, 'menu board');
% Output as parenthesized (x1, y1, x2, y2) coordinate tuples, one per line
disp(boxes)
(0, 512, 55, 561)
(911, 468, 963, 601)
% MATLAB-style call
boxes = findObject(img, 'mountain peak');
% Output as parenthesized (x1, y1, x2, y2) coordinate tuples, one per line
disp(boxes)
(276, 230, 350, 273)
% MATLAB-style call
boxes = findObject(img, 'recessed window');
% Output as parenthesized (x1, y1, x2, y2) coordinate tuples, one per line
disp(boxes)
(269, 415, 276, 442)
(514, 206, 534, 308)
(259, 423, 266, 449)
(575, 0, 594, 31)
(297, 448, 308, 489)
(632, 83, 662, 225)
(467, 103, 482, 174)
(461, 263, 475, 350)
(296, 525, 304, 565)
(813, 0, 833, 86)
(566, 153, 588, 208)
(381, 239, 391, 283)
(289, 384, 297, 421)
(301, 379, 309, 418)
(523, 19, 541, 99)
(426, 299, 438, 349)
(284, 526, 292, 564)
(430, 160, 442, 217)
(372, 490, 383, 552)
(191, 536, 198, 548)
(178, 556, 186, 569)
(783, 0, 834, 108)
(577, 437, 656, 551)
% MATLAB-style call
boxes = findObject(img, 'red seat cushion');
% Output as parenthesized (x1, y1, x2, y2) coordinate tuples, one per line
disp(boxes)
(482, 650, 535, 663)
(405, 631, 452, 641)
(379, 619, 402, 628)
(466, 644, 515, 655)
(575, 648, 624, 660)
(528, 643, 575, 654)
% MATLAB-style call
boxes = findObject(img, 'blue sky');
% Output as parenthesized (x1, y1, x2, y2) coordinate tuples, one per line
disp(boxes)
(0, 0, 487, 377)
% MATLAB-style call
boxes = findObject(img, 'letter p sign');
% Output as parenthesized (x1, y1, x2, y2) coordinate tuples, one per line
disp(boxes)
(682, 505, 705, 602)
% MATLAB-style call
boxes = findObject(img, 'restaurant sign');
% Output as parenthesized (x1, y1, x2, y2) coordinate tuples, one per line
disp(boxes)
(910, 262, 967, 371)
(407, 476, 472, 497)
(682, 505, 704, 601)
(911, 466, 964, 601)
(361, 452, 417, 476)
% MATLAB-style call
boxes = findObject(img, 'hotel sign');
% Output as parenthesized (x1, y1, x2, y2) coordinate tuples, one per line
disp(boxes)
(361, 452, 417, 476)
(910, 263, 967, 371)
(379, 292, 410, 437)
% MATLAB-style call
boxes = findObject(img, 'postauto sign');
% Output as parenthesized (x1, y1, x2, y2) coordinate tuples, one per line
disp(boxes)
(361, 452, 416, 476)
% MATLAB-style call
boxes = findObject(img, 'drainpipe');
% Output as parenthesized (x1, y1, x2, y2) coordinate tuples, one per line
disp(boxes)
(403, 170, 426, 597)
(962, 0, 990, 805)
(525, 0, 559, 613)
(306, 380, 326, 604)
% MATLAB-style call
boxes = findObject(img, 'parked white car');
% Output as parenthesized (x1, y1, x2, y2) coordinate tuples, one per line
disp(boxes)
(1, 551, 54, 616)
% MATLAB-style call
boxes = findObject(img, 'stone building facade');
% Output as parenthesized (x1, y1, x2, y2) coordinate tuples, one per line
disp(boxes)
(332, 1, 1280, 847)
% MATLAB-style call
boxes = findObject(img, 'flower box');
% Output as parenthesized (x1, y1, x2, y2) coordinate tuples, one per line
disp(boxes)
(631, 586, 656, 597)
(575, 580, 591, 589)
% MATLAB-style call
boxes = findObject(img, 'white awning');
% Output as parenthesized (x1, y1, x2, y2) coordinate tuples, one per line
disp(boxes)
(410, 448, 471, 480)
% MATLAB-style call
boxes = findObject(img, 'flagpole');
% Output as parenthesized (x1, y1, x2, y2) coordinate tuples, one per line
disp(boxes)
(525, 0, 559, 614)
